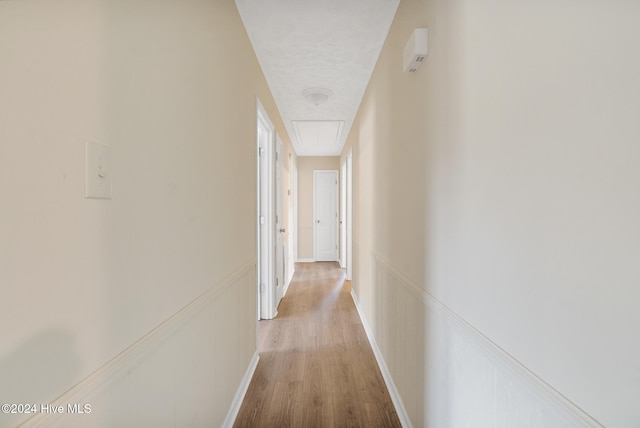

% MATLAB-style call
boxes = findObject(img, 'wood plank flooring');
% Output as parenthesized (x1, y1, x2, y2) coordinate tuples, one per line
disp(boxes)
(234, 262, 401, 428)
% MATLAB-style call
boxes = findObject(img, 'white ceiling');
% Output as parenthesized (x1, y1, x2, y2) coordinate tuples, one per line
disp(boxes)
(235, 0, 400, 157)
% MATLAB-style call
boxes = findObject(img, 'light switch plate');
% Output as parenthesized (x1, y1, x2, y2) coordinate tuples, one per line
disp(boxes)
(85, 142, 112, 199)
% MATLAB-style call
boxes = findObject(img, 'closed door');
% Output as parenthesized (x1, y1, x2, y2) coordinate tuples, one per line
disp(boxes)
(314, 170, 338, 261)
(275, 138, 284, 303)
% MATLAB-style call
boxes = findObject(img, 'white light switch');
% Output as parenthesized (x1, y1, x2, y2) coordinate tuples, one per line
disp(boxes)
(85, 142, 112, 199)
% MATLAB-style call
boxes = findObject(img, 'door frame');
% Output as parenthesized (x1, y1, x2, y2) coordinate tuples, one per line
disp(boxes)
(340, 160, 347, 269)
(256, 98, 277, 320)
(313, 169, 339, 262)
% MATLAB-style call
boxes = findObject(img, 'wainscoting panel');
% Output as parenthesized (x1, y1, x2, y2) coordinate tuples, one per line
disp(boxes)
(19, 263, 257, 428)
(352, 247, 603, 428)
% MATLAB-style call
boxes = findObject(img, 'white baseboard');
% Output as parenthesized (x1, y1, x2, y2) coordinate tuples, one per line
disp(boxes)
(350, 290, 413, 428)
(222, 351, 260, 428)
(296, 258, 315, 263)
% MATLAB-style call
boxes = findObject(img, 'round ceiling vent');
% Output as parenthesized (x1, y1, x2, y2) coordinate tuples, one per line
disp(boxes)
(302, 88, 332, 106)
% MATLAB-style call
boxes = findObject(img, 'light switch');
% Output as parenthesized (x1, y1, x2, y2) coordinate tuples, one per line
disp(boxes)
(85, 141, 112, 199)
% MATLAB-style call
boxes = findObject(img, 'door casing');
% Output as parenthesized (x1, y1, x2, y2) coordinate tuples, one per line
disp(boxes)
(256, 98, 277, 320)
(340, 161, 347, 269)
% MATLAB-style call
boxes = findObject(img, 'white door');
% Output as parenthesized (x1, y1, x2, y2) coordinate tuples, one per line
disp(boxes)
(340, 161, 347, 268)
(275, 137, 284, 304)
(287, 153, 296, 287)
(314, 170, 338, 262)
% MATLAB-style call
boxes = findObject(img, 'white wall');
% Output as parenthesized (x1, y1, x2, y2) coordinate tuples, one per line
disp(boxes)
(0, 1, 290, 426)
(344, 0, 640, 426)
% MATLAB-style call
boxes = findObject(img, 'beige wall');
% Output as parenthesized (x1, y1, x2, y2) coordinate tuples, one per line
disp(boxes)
(0, 1, 292, 426)
(343, 0, 640, 426)
(296, 156, 340, 260)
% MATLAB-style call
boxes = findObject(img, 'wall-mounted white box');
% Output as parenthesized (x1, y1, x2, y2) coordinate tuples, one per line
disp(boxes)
(85, 141, 112, 199)
(403, 28, 428, 73)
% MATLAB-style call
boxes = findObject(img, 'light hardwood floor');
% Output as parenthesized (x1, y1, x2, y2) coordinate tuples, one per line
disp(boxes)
(234, 262, 401, 428)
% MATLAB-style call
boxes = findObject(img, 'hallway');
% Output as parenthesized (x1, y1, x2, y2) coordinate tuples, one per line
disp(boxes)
(2, 1, 637, 426)
(234, 262, 401, 427)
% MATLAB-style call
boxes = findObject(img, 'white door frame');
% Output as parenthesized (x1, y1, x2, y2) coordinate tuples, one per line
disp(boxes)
(313, 170, 339, 262)
(256, 98, 277, 320)
(346, 149, 353, 280)
(292, 161, 298, 264)
(340, 160, 347, 269)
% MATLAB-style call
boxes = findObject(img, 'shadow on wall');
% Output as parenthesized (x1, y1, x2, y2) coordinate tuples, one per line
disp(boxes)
(0, 329, 79, 428)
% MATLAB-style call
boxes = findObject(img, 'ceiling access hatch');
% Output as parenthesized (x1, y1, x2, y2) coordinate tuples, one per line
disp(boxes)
(292, 120, 345, 156)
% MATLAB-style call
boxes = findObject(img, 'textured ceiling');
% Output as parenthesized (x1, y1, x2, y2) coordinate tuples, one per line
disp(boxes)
(235, 0, 400, 156)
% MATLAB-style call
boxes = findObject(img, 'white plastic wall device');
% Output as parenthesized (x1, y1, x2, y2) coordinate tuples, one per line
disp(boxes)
(403, 28, 428, 73)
